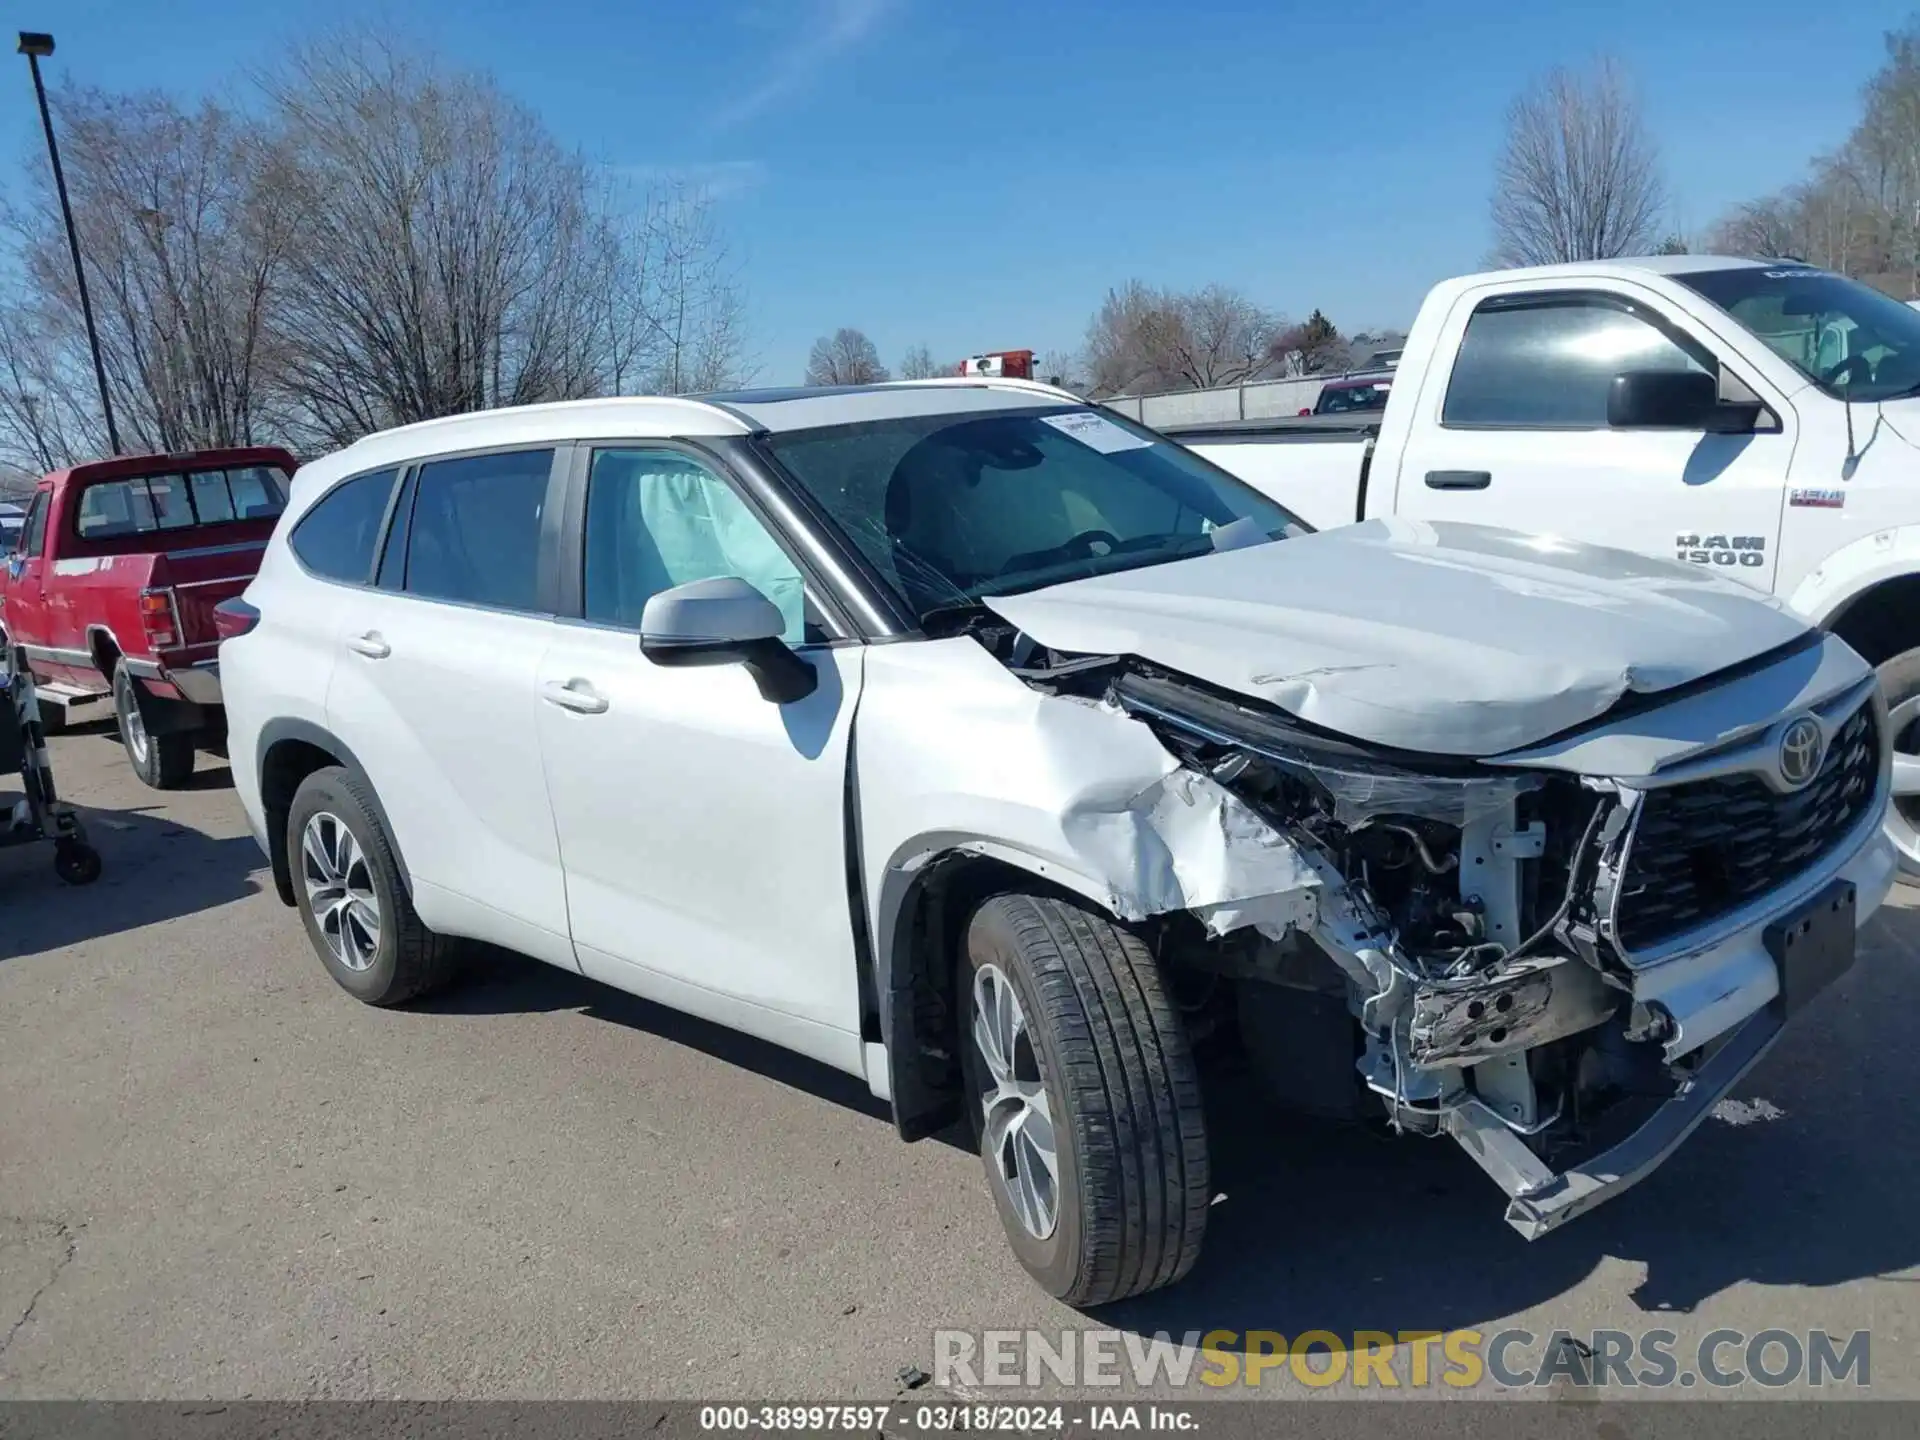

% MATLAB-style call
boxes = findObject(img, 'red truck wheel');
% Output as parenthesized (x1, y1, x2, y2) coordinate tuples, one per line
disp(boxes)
(113, 667, 195, 789)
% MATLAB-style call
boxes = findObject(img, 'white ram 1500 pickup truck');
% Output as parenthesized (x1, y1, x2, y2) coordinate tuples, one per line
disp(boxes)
(1167, 256, 1920, 880)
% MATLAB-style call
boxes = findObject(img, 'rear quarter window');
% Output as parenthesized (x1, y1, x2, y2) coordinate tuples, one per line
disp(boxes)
(289, 469, 399, 584)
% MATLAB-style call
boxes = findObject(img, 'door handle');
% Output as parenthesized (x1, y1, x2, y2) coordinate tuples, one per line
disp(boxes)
(346, 631, 391, 659)
(1425, 469, 1492, 491)
(541, 678, 609, 715)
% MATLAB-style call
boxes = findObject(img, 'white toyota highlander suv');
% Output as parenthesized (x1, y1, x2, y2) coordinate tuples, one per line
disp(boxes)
(220, 379, 1894, 1304)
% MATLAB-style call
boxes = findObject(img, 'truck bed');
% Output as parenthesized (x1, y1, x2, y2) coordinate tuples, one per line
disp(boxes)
(1155, 415, 1378, 531)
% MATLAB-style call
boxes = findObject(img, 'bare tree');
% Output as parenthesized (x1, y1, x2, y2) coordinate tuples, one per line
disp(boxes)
(600, 179, 756, 395)
(1711, 21, 1920, 296)
(1271, 309, 1352, 375)
(261, 37, 615, 446)
(1490, 58, 1666, 267)
(0, 33, 759, 465)
(3, 87, 287, 456)
(0, 303, 92, 472)
(1037, 348, 1084, 391)
(1083, 281, 1283, 396)
(805, 328, 888, 385)
(897, 343, 941, 380)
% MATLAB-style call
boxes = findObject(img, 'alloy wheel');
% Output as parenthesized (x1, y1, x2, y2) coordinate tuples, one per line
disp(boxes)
(119, 684, 148, 763)
(301, 811, 382, 971)
(972, 962, 1060, 1240)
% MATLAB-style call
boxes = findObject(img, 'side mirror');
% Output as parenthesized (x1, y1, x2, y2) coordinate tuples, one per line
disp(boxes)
(1608, 370, 1760, 433)
(639, 575, 817, 705)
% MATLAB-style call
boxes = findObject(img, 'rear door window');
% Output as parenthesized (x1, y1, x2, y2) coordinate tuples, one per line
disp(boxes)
(401, 449, 555, 613)
(289, 468, 399, 583)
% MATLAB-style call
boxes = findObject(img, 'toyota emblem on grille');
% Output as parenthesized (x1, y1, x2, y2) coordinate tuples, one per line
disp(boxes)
(1778, 716, 1825, 789)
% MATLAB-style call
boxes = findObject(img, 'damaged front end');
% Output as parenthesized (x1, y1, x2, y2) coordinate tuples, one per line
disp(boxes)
(992, 632, 1893, 1240)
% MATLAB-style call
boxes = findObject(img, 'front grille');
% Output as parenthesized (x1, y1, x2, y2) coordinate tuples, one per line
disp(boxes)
(1612, 703, 1880, 955)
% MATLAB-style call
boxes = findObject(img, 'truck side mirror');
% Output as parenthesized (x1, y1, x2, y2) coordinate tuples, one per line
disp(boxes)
(1608, 370, 1760, 434)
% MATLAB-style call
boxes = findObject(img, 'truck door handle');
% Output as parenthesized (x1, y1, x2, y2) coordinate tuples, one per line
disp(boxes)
(346, 631, 390, 659)
(1425, 470, 1491, 491)
(541, 679, 609, 714)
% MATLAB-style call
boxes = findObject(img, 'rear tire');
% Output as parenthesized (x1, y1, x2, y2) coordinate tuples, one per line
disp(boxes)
(113, 666, 193, 789)
(287, 766, 462, 1006)
(960, 893, 1210, 1306)
(1878, 646, 1920, 889)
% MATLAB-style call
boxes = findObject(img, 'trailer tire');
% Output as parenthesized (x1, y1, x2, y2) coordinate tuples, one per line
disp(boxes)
(113, 667, 193, 789)
(287, 766, 462, 1006)
(960, 893, 1210, 1306)
(1877, 647, 1920, 888)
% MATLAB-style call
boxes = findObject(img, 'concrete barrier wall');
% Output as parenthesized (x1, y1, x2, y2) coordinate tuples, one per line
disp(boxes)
(1101, 376, 1333, 427)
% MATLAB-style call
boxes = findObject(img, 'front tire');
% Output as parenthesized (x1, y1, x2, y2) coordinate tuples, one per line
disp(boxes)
(113, 666, 193, 789)
(1878, 647, 1920, 889)
(287, 766, 462, 1006)
(961, 894, 1210, 1306)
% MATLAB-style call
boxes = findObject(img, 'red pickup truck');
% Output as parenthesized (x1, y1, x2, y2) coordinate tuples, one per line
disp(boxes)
(0, 447, 297, 788)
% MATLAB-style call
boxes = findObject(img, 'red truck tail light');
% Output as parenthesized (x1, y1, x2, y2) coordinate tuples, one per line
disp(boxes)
(137, 587, 180, 649)
(212, 596, 260, 641)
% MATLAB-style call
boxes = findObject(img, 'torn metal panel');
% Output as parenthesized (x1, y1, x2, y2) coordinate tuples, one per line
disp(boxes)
(1108, 667, 1542, 826)
(1059, 766, 1323, 938)
(856, 637, 1329, 965)
(983, 516, 1812, 756)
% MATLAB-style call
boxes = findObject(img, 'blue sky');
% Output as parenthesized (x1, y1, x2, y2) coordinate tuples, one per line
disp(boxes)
(8, 0, 1914, 383)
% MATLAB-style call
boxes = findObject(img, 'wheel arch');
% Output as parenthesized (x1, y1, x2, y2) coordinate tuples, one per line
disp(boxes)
(257, 718, 411, 908)
(874, 838, 1126, 1143)
(85, 624, 123, 680)
(1820, 570, 1920, 668)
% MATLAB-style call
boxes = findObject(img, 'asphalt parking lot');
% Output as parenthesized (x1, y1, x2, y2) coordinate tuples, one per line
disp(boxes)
(2, 722, 1917, 1401)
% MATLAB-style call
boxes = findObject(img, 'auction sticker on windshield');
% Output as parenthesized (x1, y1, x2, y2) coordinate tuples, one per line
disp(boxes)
(1042, 410, 1154, 454)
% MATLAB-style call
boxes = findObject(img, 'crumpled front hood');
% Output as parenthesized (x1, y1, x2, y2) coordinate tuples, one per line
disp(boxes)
(984, 518, 1812, 756)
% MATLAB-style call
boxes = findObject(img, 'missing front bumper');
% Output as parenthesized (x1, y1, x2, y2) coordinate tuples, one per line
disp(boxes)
(1481, 1005, 1781, 1239)
(1448, 876, 1860, 1240)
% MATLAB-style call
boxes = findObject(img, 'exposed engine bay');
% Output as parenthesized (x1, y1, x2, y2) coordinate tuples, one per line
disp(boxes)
(957, 616, 1891, 1237)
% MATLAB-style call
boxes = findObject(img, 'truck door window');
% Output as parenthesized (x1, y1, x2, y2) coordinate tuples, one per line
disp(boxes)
(1444, 296, 1707, 429)
(18, 492, 47, 556)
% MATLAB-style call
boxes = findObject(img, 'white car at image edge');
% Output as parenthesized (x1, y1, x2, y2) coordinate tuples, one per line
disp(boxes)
(217, 379, 1894, 1304)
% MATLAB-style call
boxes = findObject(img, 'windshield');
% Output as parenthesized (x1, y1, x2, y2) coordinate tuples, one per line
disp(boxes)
(1316, 381, 1391, 414)
(760, 406, 1308, 622)
(1678, 266, 1920, 402)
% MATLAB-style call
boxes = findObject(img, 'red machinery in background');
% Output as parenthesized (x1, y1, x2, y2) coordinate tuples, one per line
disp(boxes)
(956, 350, 1035, 380)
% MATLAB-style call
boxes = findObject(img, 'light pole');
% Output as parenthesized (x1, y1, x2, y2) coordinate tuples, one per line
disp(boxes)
(16, 31, 120, 455)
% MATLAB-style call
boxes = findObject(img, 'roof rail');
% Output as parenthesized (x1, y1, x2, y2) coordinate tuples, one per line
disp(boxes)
(340, 394, 741, 448)
(885, 376, 1086, 404)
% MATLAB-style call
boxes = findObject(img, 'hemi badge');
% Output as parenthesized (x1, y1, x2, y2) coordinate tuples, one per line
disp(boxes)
(1790, 488, 1846, 509)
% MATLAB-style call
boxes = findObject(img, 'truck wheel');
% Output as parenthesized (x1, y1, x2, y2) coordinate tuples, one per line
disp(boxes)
(287, 766, 462, 1006)
(1879, 647, 1920, 888)
(113, 667, 193, 789)
(960, 893, 1210, 1306)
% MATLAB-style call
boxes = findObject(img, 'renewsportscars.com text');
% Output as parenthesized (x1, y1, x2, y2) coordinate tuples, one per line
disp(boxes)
(933, 1327, 1871, 1391)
